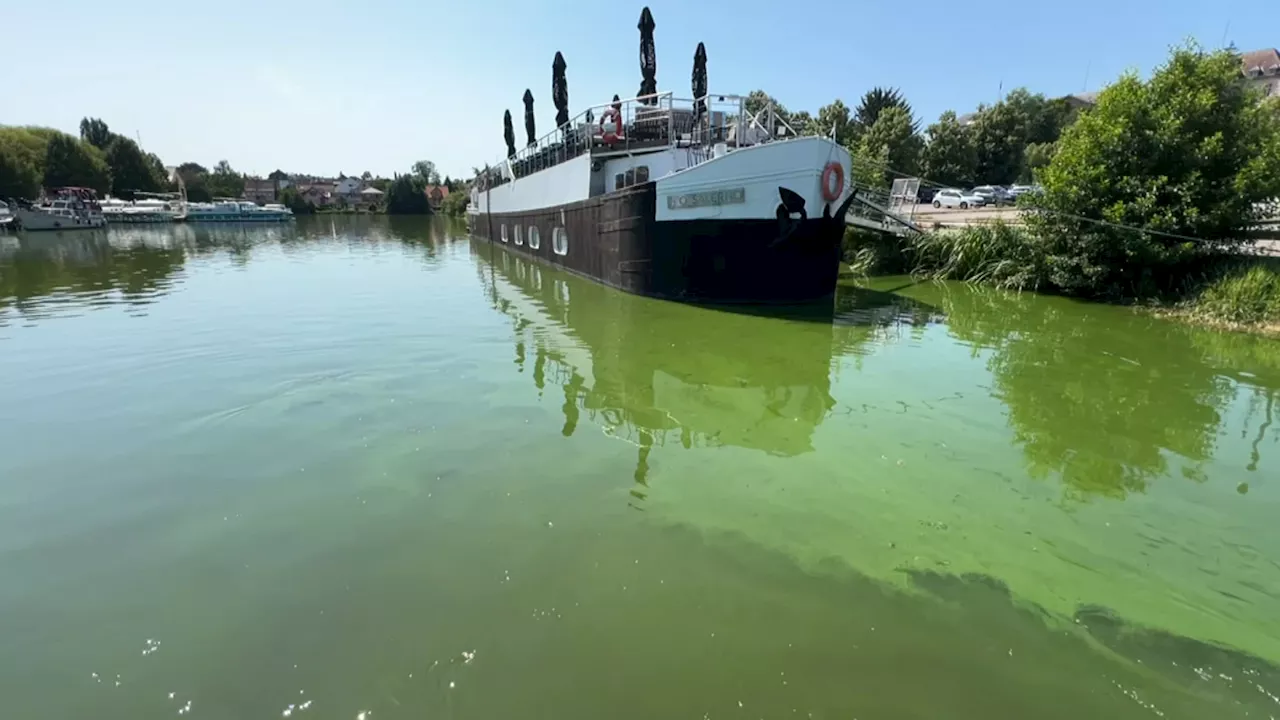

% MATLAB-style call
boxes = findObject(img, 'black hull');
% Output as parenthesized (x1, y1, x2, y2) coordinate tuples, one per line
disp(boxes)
(468, 183, 842, 305)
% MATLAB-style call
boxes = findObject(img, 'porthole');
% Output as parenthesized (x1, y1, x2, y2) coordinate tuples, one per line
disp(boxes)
(528, 225, 541, 250)
(515, 224, 523, 246)
(553, 227, 568, 256)
(500, 223, 508, 243)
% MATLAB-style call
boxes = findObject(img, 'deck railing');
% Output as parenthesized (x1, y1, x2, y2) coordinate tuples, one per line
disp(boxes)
(478, 92, 810, 189)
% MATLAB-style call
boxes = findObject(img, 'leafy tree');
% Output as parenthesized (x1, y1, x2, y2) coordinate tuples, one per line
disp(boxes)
(175, 162, 210, 201)
(440, 187, 470, 216)
(1020, 141, 1056, 183)
(43, 133, 110, 193)
(971, 101, 1028, 185)
(0, 144, 41, 199)
(206, 159, 244, 199)
(921, 110, 978, 188)
(411, 160, 441, 185)
(145, 153, 168, 186)
(855, 106, 923, 186)
(851, 140, 890, 190)
(788, 110, 816, 136)
(361, 170, 372, 180)
(78, 117, 113, 150)
(815, 99, 855, 145)
(386, 174, 430, 214)
(853, 87, 917, 139)
(968, 88, 1076, 185)
(105, 136, 163, 197)
(278, 186, 314, 214)
(1029, 43, 1280, 296)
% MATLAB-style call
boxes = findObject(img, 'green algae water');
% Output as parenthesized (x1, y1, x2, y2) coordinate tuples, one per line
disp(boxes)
(1, 217, 1277, 719)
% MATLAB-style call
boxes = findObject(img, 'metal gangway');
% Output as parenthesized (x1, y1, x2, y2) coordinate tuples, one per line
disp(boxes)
(844, 176, 924, 236)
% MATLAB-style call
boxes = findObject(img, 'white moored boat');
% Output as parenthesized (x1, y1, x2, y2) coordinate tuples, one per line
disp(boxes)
(13, 187, 107, 232)
(184, 201, 293, 222)
(468, 7, 855, 306)
(101, 196, 186, 224)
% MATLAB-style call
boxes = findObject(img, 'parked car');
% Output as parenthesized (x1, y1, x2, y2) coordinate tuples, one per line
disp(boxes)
(917, 186, 938, 204)
(971, 185, 1015, 206)
(1007, 184, 1042, 202)
(932, 188, 985, 209)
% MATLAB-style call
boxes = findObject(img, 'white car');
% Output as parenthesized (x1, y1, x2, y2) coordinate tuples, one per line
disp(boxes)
(932, 189, 985, 209)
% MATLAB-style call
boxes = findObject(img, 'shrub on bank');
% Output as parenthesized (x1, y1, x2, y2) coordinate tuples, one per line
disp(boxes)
(909, 224, 1046, 290)
(1027, 43, 1280, 297)
(1187, 262, 1280, 326)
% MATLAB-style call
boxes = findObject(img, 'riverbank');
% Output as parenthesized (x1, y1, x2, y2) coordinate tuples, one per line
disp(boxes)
(843, 224, 1280, 335)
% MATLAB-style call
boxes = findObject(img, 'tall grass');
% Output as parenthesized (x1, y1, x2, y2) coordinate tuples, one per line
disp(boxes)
(908, 223, 1047, 291)
(1188, 262, 1280, 326)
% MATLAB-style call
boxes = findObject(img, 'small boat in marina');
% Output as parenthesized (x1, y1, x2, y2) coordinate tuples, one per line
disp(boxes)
(101, 196, 186, 224)
(184, 201, 293, 223)
(13, 187, 108, 231)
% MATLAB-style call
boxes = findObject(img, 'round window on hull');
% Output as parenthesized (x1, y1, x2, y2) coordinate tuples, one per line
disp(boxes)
(528, 225, 541, 250)
(500, 224, 508, 243)
(552, 227, 568, 256)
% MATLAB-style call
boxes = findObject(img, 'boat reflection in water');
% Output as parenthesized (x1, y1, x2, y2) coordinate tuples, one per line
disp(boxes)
(473, 239, 839, 490)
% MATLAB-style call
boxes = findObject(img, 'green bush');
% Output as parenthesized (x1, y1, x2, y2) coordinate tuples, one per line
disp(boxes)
(1190, 262, 1280, 325)
(1028, 43, 1280, 297)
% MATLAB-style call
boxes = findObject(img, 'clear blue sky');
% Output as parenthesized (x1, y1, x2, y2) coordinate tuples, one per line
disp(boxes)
(6, 0, 1270, 180)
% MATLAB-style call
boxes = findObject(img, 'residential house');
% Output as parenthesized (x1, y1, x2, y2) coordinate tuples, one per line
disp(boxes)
(299, 182, 336, 207)
(1241, 47, 1280, 99)
(334, 177, 368, 207)
(242, 177, 277, 204)
(1061, 92, 1098, 111)
(423, 184, 450, 210)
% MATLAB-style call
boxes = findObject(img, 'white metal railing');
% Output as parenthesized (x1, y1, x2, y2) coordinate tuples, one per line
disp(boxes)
(477, 91, 813, 189)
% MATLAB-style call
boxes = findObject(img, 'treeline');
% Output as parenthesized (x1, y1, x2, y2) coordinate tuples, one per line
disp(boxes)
(0, 116, 254, 203)
(748, 84, 1079, 190)
(0, 121, 167, 200)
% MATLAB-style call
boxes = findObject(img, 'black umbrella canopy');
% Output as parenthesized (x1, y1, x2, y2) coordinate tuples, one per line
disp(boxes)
(637, 7, 657, 105)
(503, 110, 517, 159)
(692, 42, 707, 120)
(523, 89, 536, 147)
(552, 52, 569, 129)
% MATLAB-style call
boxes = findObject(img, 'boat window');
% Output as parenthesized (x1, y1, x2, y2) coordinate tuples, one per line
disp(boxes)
(553, 227, 568, 256)
(635, 166, 649, 183)
(615, 173, 625, 190)
(528, 225, 541, 250)
(625, 169, 635, 187)
(515, 224, 523, 246)
(500, 224, 508, 242)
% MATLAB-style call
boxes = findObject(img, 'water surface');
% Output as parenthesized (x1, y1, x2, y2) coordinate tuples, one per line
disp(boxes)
(1, 217, 1277, 719)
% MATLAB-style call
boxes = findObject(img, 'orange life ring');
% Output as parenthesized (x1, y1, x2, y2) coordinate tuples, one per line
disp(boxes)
(599, 107, 623, 144)
(821, 162, 844, 202)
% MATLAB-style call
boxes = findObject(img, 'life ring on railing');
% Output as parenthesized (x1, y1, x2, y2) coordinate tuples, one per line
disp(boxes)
(599, 107, 623, 144)
(821, 162, 844, 202)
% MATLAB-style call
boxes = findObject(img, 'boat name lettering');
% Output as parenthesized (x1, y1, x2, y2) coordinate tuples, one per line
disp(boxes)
(666, 188, 745, 210)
